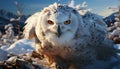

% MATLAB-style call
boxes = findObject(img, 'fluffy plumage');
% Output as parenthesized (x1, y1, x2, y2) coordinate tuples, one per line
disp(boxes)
(24, 3, 118, 69)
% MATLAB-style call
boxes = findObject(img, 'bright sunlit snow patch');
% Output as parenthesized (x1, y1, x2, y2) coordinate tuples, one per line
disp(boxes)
(114, 44, 120, 55)
(114, 44, 120, 49)
(6, 38, 35, 55)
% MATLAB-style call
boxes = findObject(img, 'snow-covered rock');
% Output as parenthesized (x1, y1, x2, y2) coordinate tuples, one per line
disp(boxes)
(111, 27, 120, 36)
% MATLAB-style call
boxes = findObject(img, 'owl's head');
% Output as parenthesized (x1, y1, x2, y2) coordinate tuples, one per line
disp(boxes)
(36, 3, 82, 44)
(24, 3, 84, 45)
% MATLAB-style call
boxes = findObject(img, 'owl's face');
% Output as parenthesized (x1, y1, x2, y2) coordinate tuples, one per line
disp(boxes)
(37, 4, 80, 45)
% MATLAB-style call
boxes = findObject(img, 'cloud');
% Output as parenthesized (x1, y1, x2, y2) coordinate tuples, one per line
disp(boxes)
(98, 6, 118, 17)
(99, 9, 117, 17)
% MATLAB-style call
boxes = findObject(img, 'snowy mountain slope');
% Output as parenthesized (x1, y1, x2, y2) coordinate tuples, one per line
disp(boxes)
(104, 12, 118, 27)
(0, 9, 29, 34)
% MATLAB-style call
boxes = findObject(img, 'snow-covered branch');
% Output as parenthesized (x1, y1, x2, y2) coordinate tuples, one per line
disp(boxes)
(10, 1, 23, 39)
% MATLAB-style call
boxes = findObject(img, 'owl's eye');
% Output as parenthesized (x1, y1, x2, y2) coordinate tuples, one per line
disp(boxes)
(64, 20, 71, 25)
(48, 20, 54, 25)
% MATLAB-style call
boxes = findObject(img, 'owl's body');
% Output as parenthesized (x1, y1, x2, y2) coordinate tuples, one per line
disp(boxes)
(24, 3, 118, 69)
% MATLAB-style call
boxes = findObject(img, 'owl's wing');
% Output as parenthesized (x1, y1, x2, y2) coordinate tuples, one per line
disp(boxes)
(81, 12, 107, 44)
(82, 12, 107, 35)
(81, 12, 120, 59)
(23, 12, 41, 39)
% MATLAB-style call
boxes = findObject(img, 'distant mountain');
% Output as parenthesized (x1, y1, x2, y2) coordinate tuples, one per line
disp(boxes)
(104, 12, 118, 27)
(0, 9, 29, 35)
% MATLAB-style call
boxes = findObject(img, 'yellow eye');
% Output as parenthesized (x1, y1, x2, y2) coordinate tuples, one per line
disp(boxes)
(48, 20, 54, 25)
(64, 20, 71, 25)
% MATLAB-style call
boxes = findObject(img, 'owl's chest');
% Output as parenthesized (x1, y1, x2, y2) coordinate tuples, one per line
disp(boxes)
(39, 40, 96, 61)
(40, 40, 73, 55)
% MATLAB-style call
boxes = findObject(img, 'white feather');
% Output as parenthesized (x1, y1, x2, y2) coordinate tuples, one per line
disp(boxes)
(24, 12, 41, 39)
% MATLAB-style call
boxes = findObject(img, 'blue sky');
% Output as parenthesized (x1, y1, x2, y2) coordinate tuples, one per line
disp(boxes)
(0, 0, 119, 17)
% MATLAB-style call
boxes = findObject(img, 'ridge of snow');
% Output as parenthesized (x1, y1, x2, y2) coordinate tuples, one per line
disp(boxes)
(6, 38, 35, 55)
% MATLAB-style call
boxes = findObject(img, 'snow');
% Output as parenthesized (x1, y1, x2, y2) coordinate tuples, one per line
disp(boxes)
(68, 0, 75, 8)
(111, 27, 120, 36)
(0, 24, 15, 45)
(0, 38, 35, 61)
(6, 56, 17, 62)
(0, 38, 35, 55)
(7, 38, 35, 55)
(5, 24, 13, 29)
(114, 44, 120, 49)
(114, 44, 120, 56)
(114, 22, 120, 27)
(0, 49, 8, 61)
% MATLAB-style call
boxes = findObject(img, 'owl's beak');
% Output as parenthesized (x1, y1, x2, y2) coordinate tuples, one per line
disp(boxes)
(57, 25, 62, 37)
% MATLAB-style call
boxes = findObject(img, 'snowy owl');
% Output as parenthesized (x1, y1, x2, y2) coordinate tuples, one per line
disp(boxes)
(24, 3, 118, 69)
